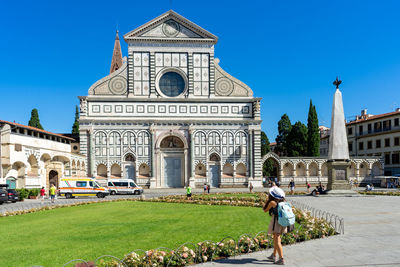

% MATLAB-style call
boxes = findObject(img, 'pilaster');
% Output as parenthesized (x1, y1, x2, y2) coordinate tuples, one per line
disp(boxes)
(149, 52, 157, 97)
(188, 52, 194, 96)
(128, 52, 134, 95)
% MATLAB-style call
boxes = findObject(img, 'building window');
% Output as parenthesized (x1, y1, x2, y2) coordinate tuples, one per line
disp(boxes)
(385, 153, 391, 164)
(347, 127, 353, 135)
(395, 118, 399, 127)
(383, 120, 391, 131)
(359, 125, 363, 135)
(395, 137, 400, 146)
(159, 71, 185, 97)
(392, 153, 400, 164)
(376, 139, 381, 148)
(374, 122, 382, 132)
(367, 141, 372, 149)
(359, 142, 364, 150)
(367, 124, 372, 134)
(385, 138, 390, 147)
(348, 142, 353, 152)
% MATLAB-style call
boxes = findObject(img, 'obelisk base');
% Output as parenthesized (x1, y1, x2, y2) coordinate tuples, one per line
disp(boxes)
(327, 161, 357, 195)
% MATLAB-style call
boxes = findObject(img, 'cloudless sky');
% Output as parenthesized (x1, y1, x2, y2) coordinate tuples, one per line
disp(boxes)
(1, 0, 400, 141)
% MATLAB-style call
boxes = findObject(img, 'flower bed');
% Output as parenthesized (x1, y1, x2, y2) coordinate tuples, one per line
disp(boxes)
(358, 191, 400, 196)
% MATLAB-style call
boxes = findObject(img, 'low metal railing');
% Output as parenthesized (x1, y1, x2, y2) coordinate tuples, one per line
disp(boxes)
(289, 199, 345, 235)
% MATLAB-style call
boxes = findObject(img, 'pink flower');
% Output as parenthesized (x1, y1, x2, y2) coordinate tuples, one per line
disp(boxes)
(182, 253, 188, 258)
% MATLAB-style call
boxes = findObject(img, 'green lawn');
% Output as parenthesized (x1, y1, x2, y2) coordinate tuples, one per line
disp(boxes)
(0, 201, 270, 267)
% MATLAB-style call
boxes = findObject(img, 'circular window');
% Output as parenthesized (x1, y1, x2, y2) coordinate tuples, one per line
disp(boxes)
(159, 72, 185, 97)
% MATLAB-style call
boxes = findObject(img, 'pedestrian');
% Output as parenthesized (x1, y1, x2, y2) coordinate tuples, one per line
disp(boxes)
(249, 182, 254, 193)
(203, 183, 207, 194)
(207, 184, 210, 194)
(186, 185, 192, 199)
(40, 186, 46, 202)
(263, 186, 289, 265)
(306, 182, 311, 193)
(288, 179, 295, 195)
(49, 184, 56, 203)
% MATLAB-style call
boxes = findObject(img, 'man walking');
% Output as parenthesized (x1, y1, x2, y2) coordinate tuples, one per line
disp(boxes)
(288, 179, 295, 195)
(186, 185, 192, 199)
(49, 184, 56, 203)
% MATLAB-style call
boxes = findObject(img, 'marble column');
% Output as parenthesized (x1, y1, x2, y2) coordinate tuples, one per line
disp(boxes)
(189, 127, 195, 187)
(248, 130, 253, 179)
(150, 127, 156, 188)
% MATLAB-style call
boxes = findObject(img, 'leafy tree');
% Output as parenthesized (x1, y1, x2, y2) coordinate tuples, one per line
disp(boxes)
(287, 121, 308, 156)
(28, 108, 44, 130)
(307, 100, 320, 156)
(275, 114, 292, 156)
(72, 105, 80, 134)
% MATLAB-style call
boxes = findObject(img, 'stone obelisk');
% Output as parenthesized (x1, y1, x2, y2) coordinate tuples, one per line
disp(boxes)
(327, 77, 353, 192)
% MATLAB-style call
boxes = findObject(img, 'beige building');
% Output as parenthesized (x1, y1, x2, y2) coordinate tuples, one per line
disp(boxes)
(319, 109, 400, 175)
(0, 120, 86, 189)
(347, 109, 400, 176)
(319, 126, 330, 156)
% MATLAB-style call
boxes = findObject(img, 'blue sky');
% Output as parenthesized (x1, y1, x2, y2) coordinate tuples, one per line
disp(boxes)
(1, 0, 399, 141)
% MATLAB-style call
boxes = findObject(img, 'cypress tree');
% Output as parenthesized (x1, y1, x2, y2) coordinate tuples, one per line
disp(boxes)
(287, 121, 308, 156)
(307, 100, 320, 156)
(72, 105, 80, 134)
(28, 108, 44, 130)
(275, 114, 292, 156)
(261, 131, 271, 156)
(261, 131, 274, 177)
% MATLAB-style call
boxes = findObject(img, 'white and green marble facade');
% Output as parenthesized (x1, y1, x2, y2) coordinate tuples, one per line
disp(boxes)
(78, 11, 262, 188)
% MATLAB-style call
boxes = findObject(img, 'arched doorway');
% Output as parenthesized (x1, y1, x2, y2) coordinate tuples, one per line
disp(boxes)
(263, 158, 279, 180)
(49, 170, 59, 188)
(160, 135, 185, 188)
(296, 162, 306, 177)
(208, 153, 220, 188)
(123, 154, 136, 181)
(308, 162, 318, 177)
(110, 163, 122, 178)
(371, 161, 382, 176)
(6, 177, 16, 189)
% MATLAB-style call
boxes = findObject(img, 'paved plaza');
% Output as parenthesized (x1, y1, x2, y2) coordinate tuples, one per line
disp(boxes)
(199, 195, 400, 267)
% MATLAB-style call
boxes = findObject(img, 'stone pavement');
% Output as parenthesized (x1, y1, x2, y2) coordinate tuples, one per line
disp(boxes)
(198, 195, 400, 267)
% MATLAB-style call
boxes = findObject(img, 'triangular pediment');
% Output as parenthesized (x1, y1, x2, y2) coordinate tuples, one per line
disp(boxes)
(124, 10, 218, 43)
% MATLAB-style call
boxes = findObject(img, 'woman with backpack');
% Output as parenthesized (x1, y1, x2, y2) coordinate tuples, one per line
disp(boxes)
(263, 186, 288, 265)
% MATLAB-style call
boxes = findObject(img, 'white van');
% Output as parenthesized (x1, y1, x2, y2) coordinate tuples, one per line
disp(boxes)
(107, 179, 144, 195)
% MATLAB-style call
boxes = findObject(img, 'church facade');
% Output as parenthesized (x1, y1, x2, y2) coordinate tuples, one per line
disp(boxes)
(79, 11, 262, 188)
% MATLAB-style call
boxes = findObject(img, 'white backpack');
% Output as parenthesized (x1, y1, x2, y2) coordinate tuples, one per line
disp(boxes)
(277, 202, 295, 227)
